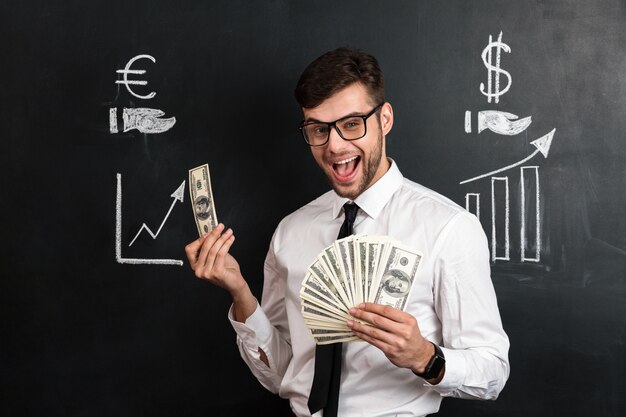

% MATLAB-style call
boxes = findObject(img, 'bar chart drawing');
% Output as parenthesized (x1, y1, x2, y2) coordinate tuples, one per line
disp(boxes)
(465, 193, 480, 220)
(491, 177, 510, 261)
(520, 166, 541, 262)
(462, 161, 548, 262)
(461, 131, 554, 263)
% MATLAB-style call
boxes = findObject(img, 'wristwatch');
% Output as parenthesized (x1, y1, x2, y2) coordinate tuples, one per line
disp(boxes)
(413, 342, 445, 380)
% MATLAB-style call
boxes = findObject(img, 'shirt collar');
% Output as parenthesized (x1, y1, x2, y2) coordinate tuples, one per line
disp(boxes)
(331, 159, 404, 220)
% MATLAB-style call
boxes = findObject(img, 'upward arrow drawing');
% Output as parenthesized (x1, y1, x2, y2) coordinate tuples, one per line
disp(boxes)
(459, 128, 555, 185)
(128, 180, 186, 247)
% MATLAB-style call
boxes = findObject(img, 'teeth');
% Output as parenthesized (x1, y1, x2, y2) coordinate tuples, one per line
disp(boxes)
(335, 156, 358, 165)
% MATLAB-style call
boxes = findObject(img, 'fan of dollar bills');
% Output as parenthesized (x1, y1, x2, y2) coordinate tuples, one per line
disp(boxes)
(300, 235, 423, 345)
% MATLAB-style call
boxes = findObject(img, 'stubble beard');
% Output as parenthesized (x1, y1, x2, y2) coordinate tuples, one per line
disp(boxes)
(327, 127, 383, 201)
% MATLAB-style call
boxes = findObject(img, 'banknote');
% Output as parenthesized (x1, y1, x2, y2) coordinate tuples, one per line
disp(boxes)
(371, 244, 422, 310)
(300, 234, 423, 345)
(189, 164, 218, 236)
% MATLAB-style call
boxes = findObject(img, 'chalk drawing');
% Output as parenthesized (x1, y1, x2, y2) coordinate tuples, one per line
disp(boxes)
(122, 108, 176, 134)
(478, 110, 531, 135)
(465, 193, 480, 220)
(116, 173, 184, 266)
(491, 177, 510, 261)
(109, 108, 118, 133)
(128, 180, 185, 247)
(465, 110, 532, 135)
(480, 31, 511, 104)
(520, 166, 541, 262)
(459, 128, 555, 184)
(115, 54, 157, 100)
(464, 111, 472, 133)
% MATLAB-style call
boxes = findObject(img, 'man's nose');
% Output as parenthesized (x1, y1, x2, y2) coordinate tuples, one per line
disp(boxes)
(326, 127, 346, 152)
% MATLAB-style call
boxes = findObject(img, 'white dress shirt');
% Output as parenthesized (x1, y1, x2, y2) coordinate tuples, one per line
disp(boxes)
(229, 160, 510, 417)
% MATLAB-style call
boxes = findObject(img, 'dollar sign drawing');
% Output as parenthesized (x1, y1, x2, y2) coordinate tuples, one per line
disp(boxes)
(480, 31, 512, 104)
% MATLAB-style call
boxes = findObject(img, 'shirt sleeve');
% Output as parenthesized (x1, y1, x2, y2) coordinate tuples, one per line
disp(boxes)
(427, 212, 511, 400)
(227, 238, 293, 394)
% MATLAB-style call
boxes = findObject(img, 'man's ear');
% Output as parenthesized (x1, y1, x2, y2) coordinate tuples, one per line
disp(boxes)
(380, 102, 394, 136)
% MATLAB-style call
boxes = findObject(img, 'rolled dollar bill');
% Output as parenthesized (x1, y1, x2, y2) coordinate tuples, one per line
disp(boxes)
(189, 164, 218, 236)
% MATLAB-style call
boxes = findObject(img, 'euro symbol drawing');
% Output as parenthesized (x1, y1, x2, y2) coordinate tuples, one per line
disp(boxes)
(479, 31, 512, 104)
(116, 54, 157, 100)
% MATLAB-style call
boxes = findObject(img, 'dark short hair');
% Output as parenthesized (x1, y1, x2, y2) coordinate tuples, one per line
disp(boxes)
(294, 47, 385, 109)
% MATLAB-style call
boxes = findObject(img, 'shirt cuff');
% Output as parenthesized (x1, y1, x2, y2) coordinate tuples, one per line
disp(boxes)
(424, 347, 466, 396)
(228, 303, 274, 349)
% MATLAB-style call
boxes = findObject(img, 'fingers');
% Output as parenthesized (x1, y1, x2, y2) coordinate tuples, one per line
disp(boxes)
(185, 224, 234, 278)
(355, 303, 410, 323)
(212, 234, 236, 270)
(349, 303, 412, 332)
(347, 303, 418, 346)
(197, 225, 231, 272)
(184, 234, 209, 265)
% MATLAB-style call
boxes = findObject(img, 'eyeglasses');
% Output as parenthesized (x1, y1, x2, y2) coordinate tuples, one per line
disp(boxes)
(298, 104, 382, 147)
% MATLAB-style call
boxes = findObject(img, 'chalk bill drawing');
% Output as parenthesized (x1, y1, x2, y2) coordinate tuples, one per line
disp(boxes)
(459, 128, 555, 185)
(115, 54, 157, 100)
(115, 173, 184, 266)
(480, 31, 511, 104)
(520, 166, 541, 262)
(478, 111, 531, 135)
(122, 108, 176, 134)
(109, 107, 177, 134)
(491, 177, 510, 261)
(464, 110, 532, 135)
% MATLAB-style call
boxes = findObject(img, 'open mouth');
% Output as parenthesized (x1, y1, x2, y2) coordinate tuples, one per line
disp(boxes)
(332, 155, 361, 182)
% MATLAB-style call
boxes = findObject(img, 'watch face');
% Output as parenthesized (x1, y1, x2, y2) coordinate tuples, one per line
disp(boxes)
(414, 344, 445, 380)
(427, 354, 445, 379)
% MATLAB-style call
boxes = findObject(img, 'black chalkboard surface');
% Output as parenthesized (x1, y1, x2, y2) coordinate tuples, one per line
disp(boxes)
(2, 1, 625, 416)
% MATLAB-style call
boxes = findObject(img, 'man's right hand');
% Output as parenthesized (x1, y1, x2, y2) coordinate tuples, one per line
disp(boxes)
(185, 223, 258, 323)
(185, 223, 247, 299)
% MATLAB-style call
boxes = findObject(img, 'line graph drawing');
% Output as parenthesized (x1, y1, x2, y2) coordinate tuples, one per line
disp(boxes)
(460, 128, 555, 184)
(115, 173, 184, 266)
(129, 180, 185, 247)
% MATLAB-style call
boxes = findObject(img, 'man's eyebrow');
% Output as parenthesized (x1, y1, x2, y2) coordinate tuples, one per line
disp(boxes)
(304, 111, 366, 124)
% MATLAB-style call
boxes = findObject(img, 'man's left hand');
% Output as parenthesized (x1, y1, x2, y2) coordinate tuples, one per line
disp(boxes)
(347, 303, 434, 374)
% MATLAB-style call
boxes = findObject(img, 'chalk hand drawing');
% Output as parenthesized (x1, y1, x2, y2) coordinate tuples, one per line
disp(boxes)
(115, 54, 157, 100)
(115, 173, 184, 266)
(478, 110, 532, 135)
(460, 128, 555, 185)
(480, 31, 511, 104)
(121, 107, 176, 134)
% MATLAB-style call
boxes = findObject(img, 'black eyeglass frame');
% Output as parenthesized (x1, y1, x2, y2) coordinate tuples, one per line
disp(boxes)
(298, 104, 383, 147)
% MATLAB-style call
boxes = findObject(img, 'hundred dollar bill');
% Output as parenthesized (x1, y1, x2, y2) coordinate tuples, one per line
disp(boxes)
(314, 334, 359, 345)
(371, 243, 423, 311)
(189, 164, 218, 236)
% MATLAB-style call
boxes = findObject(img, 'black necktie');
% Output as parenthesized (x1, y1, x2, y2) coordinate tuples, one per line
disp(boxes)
(308, 202, 359, 417)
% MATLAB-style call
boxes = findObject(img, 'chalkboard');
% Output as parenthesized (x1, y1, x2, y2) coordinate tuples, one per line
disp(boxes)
(2, 1, 625, 416)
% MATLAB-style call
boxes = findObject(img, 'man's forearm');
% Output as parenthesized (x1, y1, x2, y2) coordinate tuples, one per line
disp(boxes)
(230, 283, 258, 323)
